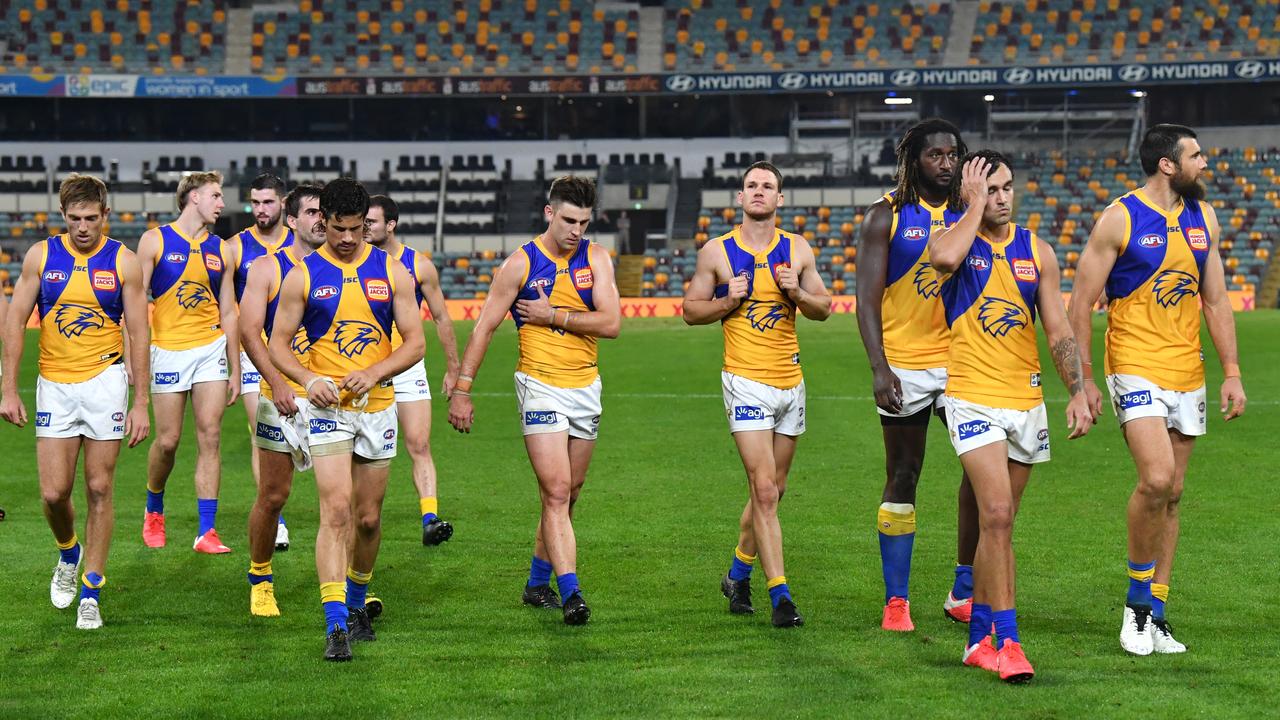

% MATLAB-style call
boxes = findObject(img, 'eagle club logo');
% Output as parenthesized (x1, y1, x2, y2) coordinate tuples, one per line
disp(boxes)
(312, 285, 338, 300)
(573, 267, 594, 290)
(1152, 270, 1199, 308)
(978, 297, 1027, 337)
(1138, 233, 1165, 248)
(43, 270, 68, 283)
(333, 320, 382, 358)
(1013, 259, 1037, 282)
(745, 300, 788, 332)
(901, 226, 928, 241)
(1186, 227, 1209, 250)
(364, 278, 390, 302)
(54, 304, 106, 338)
(912, 262, 940, 299)
(175, 280, 210, 309)
(92, 270, 117, 291)
(291, 332, 313, 355)
(203, 253, 222, 272)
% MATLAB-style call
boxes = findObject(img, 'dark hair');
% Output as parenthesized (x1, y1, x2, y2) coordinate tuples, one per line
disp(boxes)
(891, 117, 967, 211)
(249, 172, 287, 196)
(547, 175, 597, 209)
(59, 173, 109, 212)
(284, 182, 323, 219)
(369, 194, 399, 223)
(949, 149, 1014, 197)
(1139, 123, 1198, 176)
(319, 177, 370, 220)
(741, 160, 783, 191)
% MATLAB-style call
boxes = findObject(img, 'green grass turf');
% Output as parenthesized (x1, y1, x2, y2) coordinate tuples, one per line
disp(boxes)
(1, 311, 1277, 718)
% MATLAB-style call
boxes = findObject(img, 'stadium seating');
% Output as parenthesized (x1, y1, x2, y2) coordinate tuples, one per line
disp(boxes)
(664, 0, 952, 71)
(969, 0, 1280, 66)
(1, 0, 226, 74)
(252, 1, 640, 75)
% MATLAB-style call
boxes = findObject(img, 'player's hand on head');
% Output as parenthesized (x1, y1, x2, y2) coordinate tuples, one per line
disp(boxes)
(960, 156, 991, 208)
(871, 366, 903, 414)
(515, 283, 554, 326)
(125, 405, 150, 448)
(1221, 377, 1246, 421)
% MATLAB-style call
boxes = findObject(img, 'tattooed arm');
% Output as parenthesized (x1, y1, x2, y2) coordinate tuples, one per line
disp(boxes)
(1037, 239, 1094, 440)
(1050, 335, 1085, 397)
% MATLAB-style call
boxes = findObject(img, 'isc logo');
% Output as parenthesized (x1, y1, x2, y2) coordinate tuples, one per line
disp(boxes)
(733, 405, 765, 421)
(1138, 234, 1165, 248)
(365, 279, 390, 301)
(309, 417, 338, 434)
(1120, 390, 1152, 409)
(957, 420, 990, 441)
(154, 372, 179, 385)
(43, 270, 68, 283)
(312, 285, 338, 300)
(901, 226, 928, 241)
(255, 422, 284, 442)
(92, 270, 117, 291)
(967, 256, 990, 271)
(524, 410, 558, 425)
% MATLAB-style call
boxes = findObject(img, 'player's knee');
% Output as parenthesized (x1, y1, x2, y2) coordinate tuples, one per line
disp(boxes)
(260, 484, 290, 513)
(84, 475, 114, 506)
(404, 435, 431, 460)
(887, 462, 921, 497)
(194, 424, 221, 452)
(319, 503, 351, 531)
(541, 485, 572, 509)
(41, 485, 72, 507)
(979, 501, 1015, 535)
(355, 510, 381, 536)
(1136, 467, 1176, 498)
(1166, 481, 1185, 508)
(749, 477, 780, 507)
(151, 430, 181, 456)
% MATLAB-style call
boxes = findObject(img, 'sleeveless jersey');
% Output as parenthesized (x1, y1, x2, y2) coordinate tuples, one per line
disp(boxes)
(1103, 190, 1211, 391)
(390, 244, 427, 350)
(940, 224, 1043, 410)
(298, 243, 397, 412)
(259, 247, 308, 401)
(510, 237, 598, 388)
(713, 227, 802, 390)
(882, 193, 963, 369)
(36, 235, 126, 383)
(150, 224, 226, 351)
(233, 225, 294, 303)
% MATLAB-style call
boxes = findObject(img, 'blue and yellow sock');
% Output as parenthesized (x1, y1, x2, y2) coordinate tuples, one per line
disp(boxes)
(248, 560, 273, 585)
(320, 581, 347, 633)
(146, 486, 164, 514)
(952, 564, 974, 600)
(196, 498, 218, 536)
(278, 515, 286, 529)
(728, 546, 755, 582)
(81, 572, 105, 603)
(56, 534, 81, 566)
(766, 576, 791, 608)
(346, 568, 372, 610)
(528, 555, 553, 588)
(1151, 583, 1169, 620)
(993, 608, 1020, 649)
(556, 572, 580, 601)
(968, 603, 993, 647)
(420, 497, 438, 526)
(877, 502, 916, 602)
(1126, 558, 1156, 607)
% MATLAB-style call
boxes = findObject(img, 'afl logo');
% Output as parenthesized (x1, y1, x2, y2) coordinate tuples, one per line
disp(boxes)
(901, 226, 928, 241)
(1118, 64, 1149, 82)
(312, 285, 339, 300)
(1138, 234, 1165, 248)
(204, 254, 223, 272)
(1186, 228, 1208, 250)
(43, 270, 68, 283)
(1002, 67, 1033, 85)
(1235, 60, 1265, 79)
(967, 255, 990, 271)
(573, 267, 594, 289)
(665, 74, 696, 93)
(383, 428, 395, 440)
(529, 278, 552, 292)
(364, 278, 390, 301)
(92, 270, 117, 290)
(778, 72, 808, 90)
(165, 252, 187, 264)
(890, 69, 920, 87)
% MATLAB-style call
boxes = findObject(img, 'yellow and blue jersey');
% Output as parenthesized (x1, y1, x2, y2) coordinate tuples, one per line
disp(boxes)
(940, 224, 1043, 410)
(36, 234, 125, 383)
(297, 243, 396, 412)
(713, 227, 802, 390)
(511, 236, 598, 388)
(260, 248, 308, 401)
(882, 192, 963, 369)
(233, 225, 294, 303)
(1103, 191, 1211, 391)
(389, 245, 427, 350)
(150, 224, 226, 351)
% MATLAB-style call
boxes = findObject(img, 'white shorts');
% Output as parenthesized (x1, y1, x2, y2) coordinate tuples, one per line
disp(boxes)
(392, 360, 432, 403)
(35, 364, 128, 441)
(303, 399, 398, 461)
(877, 365, 947, 418)
(722, 371, 806, 436)
(514, 371, 602, 440)
(239, 350, 261, 395)
(943, 395, 1050, 465)
(1106, 374, 1207, 437)
(151, 335, 229, 394)
(253, 394, 312, 469)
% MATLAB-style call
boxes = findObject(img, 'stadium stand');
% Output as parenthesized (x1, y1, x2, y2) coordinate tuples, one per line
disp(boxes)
(663, 0, 952, 71)
(969, 0, 1280, 66)
(0, 0, 227, 74)
(251, 0, 640, 75)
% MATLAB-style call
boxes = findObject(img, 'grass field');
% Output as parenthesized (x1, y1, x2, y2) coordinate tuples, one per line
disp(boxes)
(1, 311, 1276, 718)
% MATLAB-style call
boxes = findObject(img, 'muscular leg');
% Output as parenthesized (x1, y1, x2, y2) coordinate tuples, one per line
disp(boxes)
(525, 432, 576, 575)
(960, 441, 1018, 612)
(737, 433, 796, 555)
(349, 459, 390, 576)
(39, 437, 82, 547)
(313, 453, 354, 586)
(190, 381, 228, 502)
(81, 439, 120, 580)
(241, 391, 261, 488)
(877, 419, 928, 608)
(398, 400, 439, 503)
(146, 392, 187, 495)
(732, 431, 784, 582)
(248, 449, 294, 563)
(1153, 431, 1195, 609)
(1122, 418, 1177, 579)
